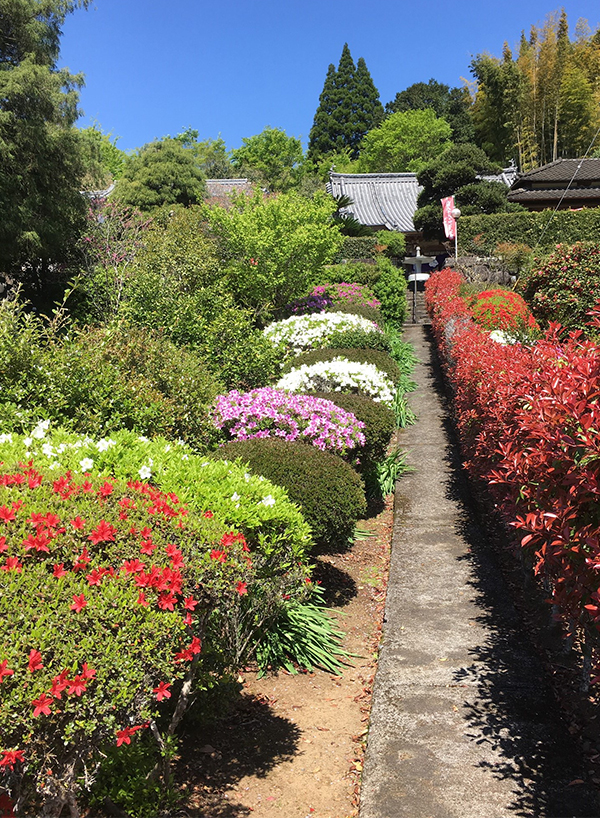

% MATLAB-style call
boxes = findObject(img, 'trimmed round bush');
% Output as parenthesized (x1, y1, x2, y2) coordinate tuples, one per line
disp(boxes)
(210, 388, 365, 455)
(0, 427, 313, 576)
(314, 282, 380, 308)
(277, 358, 396, 406)
(211, 439, 367, 549)
(307, 391, 395, 467)
(470, 289, 538, 333)
(282, 348, 401, 385)
(263, 312, 382, 357)
(327, 327, 392, 352)
(281, 293, 333, 317)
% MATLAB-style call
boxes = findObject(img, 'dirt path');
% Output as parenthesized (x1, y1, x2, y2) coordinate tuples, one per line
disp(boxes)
(177, 494, 394, 818)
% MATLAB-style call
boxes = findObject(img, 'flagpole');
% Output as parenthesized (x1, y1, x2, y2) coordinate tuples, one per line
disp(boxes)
(451, 207, 461, 264)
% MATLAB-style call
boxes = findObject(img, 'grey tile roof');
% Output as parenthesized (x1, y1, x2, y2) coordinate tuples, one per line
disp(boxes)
(508, 186, 600, 203)
(328, 168, 517, 233)
(205, 178, 252, 195)
(511, 158, 600, 187)
(327, 172, 422, 232)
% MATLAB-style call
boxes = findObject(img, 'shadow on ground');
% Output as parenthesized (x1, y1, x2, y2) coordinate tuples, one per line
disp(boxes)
(174, 693, 301, 817)
(422, 325, 600, 818)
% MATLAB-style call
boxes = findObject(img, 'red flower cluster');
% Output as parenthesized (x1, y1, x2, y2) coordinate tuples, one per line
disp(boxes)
(471, 289, 538, 333)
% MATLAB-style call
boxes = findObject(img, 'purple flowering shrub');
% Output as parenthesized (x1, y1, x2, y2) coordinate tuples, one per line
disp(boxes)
(211, 388, 366, 455)
(312, 282, 381, 309)
(283, 293, 334, 316)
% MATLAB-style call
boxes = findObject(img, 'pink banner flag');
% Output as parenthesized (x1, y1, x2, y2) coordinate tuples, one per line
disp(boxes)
(441, 195, 456, 240)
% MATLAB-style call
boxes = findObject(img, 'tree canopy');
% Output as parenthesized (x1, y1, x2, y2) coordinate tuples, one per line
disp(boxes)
(308, 44, 384, 161)
(414, 143, 518, 239)
(230, 127, 303, 192)
(114, 139, 206, 211)
(385, 79, 475, 144)
(0, 0, 91, 290)
(356, 109, 453, 173)
(470, 11, 600, 167)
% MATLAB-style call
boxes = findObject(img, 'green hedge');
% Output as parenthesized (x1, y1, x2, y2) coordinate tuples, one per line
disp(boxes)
(458, 207, 600, 256)
(326, 301, 383, 324)
(333, 236, 378, 262)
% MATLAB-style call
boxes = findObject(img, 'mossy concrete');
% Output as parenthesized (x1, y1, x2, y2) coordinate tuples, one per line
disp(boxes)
(359, 323, 600, 818)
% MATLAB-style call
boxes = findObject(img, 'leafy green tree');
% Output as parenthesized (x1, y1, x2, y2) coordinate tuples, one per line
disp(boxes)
(171, 128, 233, 178)
(114, 139, 206, 211)
(308, 44, 383, 161)
(78, 124, 126, 188)
(0, 0, 91, 292)
(414, 143, 519, 240)
(205, 189, 344, 319)
(356, 109, 452, 173)
(385, 79, 475, 144)
(231, 127, 303, 192)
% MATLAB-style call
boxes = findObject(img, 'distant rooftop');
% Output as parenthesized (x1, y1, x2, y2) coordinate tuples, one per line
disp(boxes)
(511, 158, 600, 186)
(328, 167, 518, 233)
(327, 172, 422, 232)
(205, 178, 252, 196)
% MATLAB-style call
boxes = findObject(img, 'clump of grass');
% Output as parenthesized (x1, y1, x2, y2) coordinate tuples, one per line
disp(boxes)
(255, 585, 355, 676)
(376, 449, 413, 495)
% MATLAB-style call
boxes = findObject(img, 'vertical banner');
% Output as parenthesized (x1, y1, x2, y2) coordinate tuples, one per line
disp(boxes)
(441, 195, 456, 240)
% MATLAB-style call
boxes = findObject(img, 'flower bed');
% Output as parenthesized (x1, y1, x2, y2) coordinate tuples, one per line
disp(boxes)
(263, 312, 382, 357)
(277, 358, 396, 407)
(426, 268, 600, 681)
(312, 282, 381, 308)
(211, 388, 365, 455)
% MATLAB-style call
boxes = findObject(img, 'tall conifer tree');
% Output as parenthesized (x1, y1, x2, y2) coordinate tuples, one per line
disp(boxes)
(308, 44, 383, 161)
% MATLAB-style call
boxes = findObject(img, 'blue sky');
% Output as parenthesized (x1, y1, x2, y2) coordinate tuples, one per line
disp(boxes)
(59, 1, 600, 154)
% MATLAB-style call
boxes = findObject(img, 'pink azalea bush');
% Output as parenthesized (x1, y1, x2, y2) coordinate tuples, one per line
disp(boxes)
(211, 388, 366, 455)
(312, 282, 381, 309)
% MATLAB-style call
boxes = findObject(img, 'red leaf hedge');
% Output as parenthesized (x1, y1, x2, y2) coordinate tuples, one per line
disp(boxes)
(426, 270, 600, 673)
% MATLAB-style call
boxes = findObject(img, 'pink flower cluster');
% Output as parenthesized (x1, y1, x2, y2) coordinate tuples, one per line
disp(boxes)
(211, 388, 366, 454)
(312, 283, 380, 309)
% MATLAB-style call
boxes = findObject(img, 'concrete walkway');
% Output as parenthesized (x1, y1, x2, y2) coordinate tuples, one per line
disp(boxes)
(360, 323, 600, 818)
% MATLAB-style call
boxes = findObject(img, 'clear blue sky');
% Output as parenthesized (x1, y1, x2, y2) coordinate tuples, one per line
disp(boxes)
(59, 1, 600, 154)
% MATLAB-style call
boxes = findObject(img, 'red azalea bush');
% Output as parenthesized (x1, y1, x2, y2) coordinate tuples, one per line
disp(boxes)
(470, 289, 538, 334)
(0, 464, 252, 816)
(426, 269, 600, 681)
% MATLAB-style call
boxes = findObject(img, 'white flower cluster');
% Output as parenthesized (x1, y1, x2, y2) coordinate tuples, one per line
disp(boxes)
(263, 311, 381, 356)
(277, 357, 396, 406)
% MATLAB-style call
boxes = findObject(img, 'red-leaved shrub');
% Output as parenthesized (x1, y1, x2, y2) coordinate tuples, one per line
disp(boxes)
(426, 269, 600, 683)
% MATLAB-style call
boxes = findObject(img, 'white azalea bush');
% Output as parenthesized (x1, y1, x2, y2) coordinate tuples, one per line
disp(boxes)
(277, 358, 396, 406)
(263, 311, 382, 357)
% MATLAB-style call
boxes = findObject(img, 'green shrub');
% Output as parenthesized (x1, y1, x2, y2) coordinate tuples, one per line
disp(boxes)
(314, 261, 380, 288)
(457, 207, 600, 256)
(332, 236, 378, 262)
(375, 230, 406, 259)
(283, 348, 401, 385)
(326, 300, 383, 324)
(517, 241, 600, 331)
(307, 391, 395, 467)
(0, 428, 313, 671)
(372, 257, 408, 327)
(327, 326, 392, 352)
(46, 326, 223, 449)
(211, 439, 367, 549)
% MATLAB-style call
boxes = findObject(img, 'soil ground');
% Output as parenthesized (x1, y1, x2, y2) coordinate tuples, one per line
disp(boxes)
(174, 494, 394, 818)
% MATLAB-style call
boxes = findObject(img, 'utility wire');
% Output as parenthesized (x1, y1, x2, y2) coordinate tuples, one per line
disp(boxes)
(533, 120, 600, 252)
